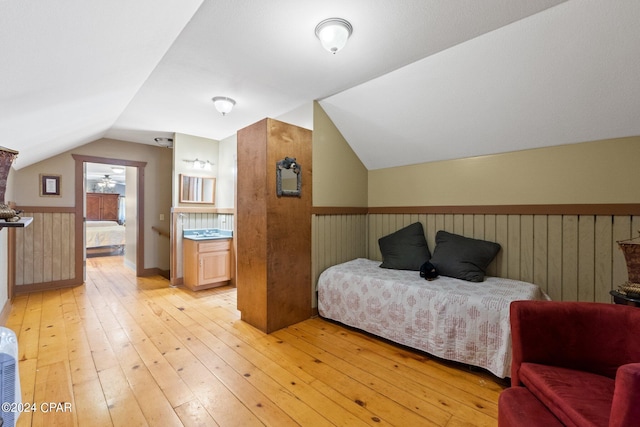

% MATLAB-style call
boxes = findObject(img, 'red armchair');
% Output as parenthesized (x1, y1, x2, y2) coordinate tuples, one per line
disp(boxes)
(499, 300, 640, 427)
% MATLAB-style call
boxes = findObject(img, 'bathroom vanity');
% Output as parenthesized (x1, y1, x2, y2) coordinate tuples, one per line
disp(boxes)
(183, 228, 232, 291)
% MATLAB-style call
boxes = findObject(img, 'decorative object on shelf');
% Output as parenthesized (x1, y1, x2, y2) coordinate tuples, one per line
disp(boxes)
(276, 156, 301, 197)
(315, 18, 353, 54)
(0, 204, 22, 222)
(0, 146, 18, 204)
(212, 96, 236, 116)
(154, 137, 173, 148)
(616, 232, 640, 296)
(618, 283, 640, 299)
(39, 174, 61, 197)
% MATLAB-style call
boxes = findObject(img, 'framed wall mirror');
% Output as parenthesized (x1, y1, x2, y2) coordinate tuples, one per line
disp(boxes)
(276, 157, 301, 197)
(179, 174, 216, 204)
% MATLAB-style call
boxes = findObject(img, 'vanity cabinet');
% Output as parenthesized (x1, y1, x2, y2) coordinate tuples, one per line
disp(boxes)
(183, 239, 231, 290)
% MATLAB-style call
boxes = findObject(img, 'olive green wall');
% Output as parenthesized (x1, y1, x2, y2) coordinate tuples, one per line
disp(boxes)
(368, 136, 640, 207)
(312, 102, 368, 207)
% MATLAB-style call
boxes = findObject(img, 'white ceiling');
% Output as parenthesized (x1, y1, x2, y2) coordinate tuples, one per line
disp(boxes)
(4, 1, 639, 171)
(86, 163, 126, 185)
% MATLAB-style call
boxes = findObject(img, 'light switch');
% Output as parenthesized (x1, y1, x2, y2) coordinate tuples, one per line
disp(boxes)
(160, 214, 165, 221)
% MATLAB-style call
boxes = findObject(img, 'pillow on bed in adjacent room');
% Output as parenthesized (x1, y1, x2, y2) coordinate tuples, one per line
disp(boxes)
(378, 222, 431, 271)
(430, 230, 500, 282)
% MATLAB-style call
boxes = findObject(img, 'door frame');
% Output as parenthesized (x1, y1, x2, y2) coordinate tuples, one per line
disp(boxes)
(72, 154, 147, 277)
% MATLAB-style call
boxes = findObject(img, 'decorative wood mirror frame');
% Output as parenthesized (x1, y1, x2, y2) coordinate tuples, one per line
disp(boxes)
(276, 157, 301, 197)
(179, 174, 216, 204)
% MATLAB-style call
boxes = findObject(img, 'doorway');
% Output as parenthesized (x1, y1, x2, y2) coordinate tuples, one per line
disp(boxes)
(85, 162, 127, 259)
(72, 154, 147, 279)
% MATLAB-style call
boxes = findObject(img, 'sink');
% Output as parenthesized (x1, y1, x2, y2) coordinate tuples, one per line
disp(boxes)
(183, 228, 232, 241)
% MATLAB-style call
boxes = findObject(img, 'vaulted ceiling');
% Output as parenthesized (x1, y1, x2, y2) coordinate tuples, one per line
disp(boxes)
(4, 1, 639, 171)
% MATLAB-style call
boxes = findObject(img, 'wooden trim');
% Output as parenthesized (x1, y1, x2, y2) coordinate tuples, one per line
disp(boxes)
(367, 204, 640, 216)
(171, 211, 178, 286)
(138, 267, 164, 277)
(0, 298, 11, 326)
(13, 278, 82, 295)
(15, 206, 75, 213)
(8, 228, 15, 301)
(74, 156, 85, 284)
(172, 206, 235, 214)
(71, 154, 147, 169)
(137, 166, 145, 277)
(312, 206, 368, 215)
(72, 154, 147, 277)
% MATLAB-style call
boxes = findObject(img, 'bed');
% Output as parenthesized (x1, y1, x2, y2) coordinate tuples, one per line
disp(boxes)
(85, 220, 125, 253)
(317, 225, 549, 379)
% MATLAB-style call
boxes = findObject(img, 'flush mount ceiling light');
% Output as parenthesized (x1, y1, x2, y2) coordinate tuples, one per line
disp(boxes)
(111, 166, 125, 174)
(212, 96, 236, 116)
(315, 18, 353, 54)
(154, 137, 173, 148)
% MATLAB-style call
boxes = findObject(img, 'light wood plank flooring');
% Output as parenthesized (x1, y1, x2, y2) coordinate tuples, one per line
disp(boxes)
(5, 256, 506, 426)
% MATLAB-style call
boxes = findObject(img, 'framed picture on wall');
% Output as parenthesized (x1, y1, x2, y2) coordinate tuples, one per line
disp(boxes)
(40, 174, 61, 197)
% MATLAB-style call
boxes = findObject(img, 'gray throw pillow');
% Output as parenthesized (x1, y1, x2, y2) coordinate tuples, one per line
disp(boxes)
(378, 222, 431, 271)
(429, 230, 501, 282)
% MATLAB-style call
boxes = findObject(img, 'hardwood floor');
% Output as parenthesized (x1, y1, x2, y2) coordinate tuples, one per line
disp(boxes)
(5, 256, 506, 426)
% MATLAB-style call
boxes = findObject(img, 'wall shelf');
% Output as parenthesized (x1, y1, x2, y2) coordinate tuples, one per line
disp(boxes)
(0, 217, 33, 229)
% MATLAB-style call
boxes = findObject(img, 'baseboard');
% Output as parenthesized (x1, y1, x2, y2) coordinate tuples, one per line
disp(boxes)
(13, 278, 83, 295)
(138, 267, 170, 279)
(0, 298, 11, 326)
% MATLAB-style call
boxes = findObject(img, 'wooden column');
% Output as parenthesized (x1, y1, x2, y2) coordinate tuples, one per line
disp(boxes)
(236, 118, 312, 333)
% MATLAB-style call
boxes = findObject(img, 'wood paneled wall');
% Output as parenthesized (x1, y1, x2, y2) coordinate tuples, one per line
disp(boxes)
(312, 213, 368, 292)
(14, 209, 78, 292)
(312, 206, 640, 305)
(176, 212, 234, 231)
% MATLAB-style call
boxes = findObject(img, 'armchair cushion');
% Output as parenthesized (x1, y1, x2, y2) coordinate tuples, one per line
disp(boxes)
(498, 387, 563, 427)
(610, 363, 640, 427)
(520, 363, 614, 427)
(499, 302, 640, 427)
(509, 301, 640, 384)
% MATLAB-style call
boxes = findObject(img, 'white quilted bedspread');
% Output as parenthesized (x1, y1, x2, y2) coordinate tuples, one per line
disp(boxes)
(317, 258, 549, 378)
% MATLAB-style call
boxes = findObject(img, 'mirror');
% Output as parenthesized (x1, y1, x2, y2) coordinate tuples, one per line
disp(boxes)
(276, 157, 301, 197)
(179, 174, 216, 204)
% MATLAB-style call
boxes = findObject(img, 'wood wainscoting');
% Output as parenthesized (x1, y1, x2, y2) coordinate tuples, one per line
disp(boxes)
(312, 210, 368, 299)
(312, 205, 640, 305)
(13, 207, 81, 293)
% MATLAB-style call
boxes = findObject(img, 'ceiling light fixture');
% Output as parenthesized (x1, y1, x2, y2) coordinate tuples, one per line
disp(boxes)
(315, 18, 353, 54)
(97, 174, 116, 190)
(154, 137, 173, 148)
(212, 96, 236, 116)
(111, 167, 125, 174)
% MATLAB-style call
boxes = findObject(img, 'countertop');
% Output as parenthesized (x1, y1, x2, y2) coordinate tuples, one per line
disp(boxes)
(183, 228, 233, 241)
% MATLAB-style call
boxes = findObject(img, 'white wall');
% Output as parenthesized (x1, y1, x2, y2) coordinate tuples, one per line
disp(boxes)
(173, 133, 220, 207)
(216, 134, 237, 209)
